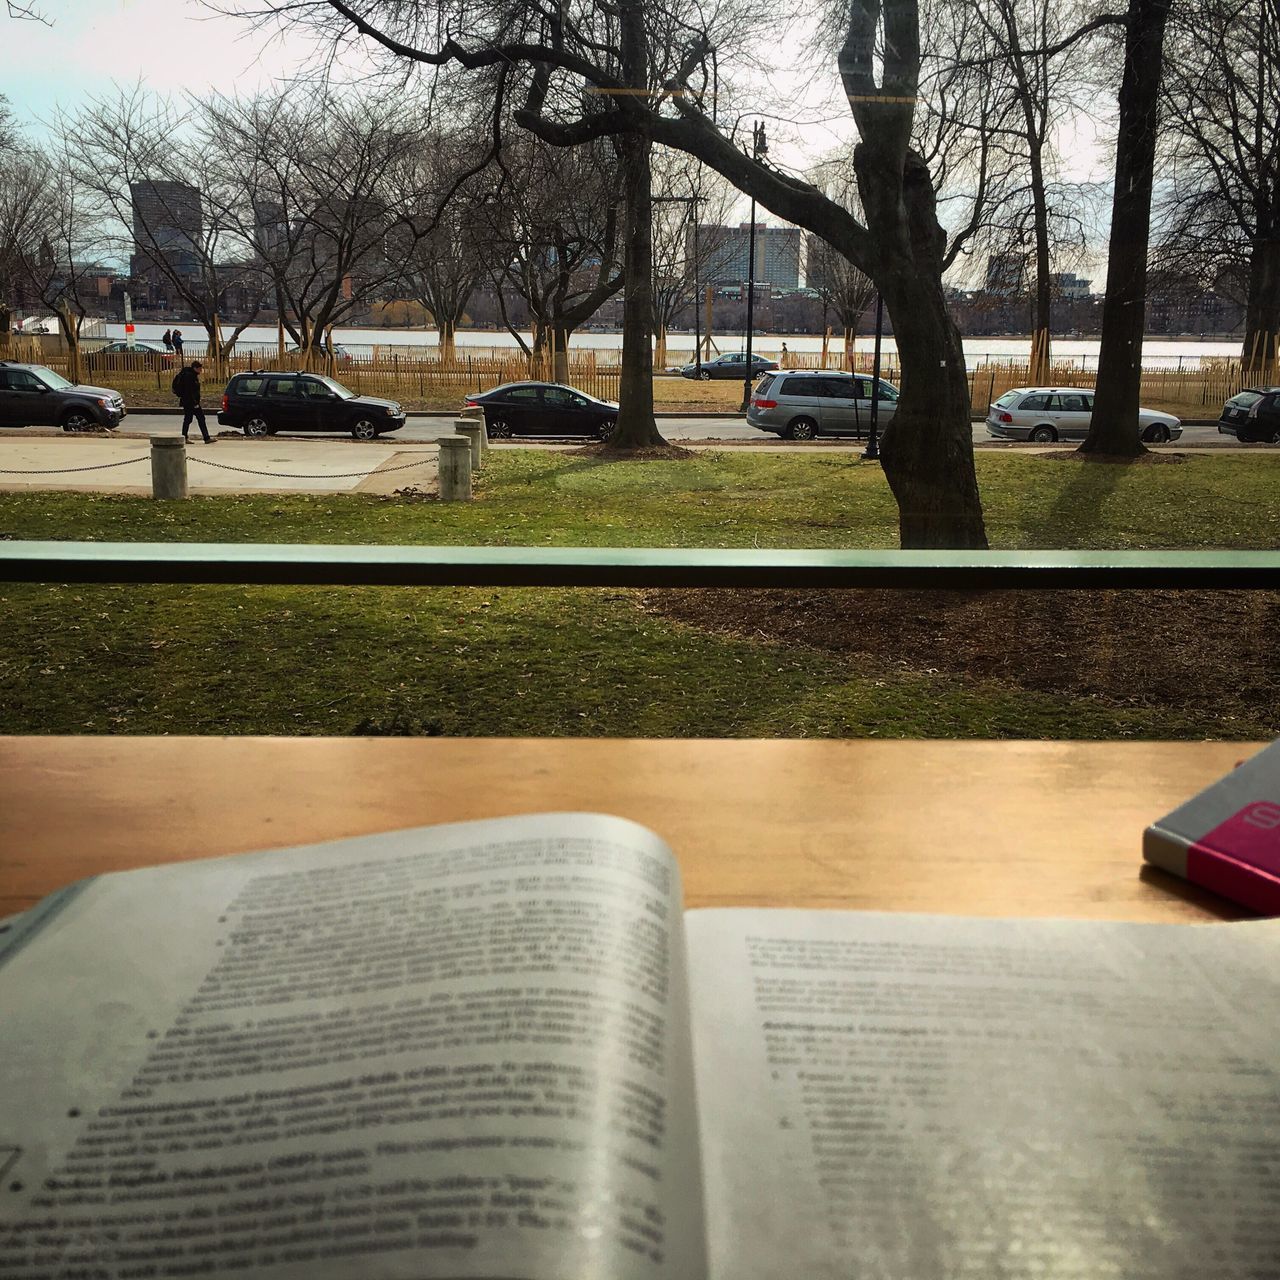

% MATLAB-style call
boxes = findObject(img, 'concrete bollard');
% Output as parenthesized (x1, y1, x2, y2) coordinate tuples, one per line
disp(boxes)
(454, 415, 488, 460)
(454, 419, 484, 470)
(437, 436, 472, 502)
(150, 436, 188, 500)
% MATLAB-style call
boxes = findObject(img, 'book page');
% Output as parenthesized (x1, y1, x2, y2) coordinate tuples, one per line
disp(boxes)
(0, 814, 706, 1280)
(685, 909, 1280, 1280)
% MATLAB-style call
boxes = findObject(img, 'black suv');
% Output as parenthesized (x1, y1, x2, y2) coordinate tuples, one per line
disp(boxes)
(0, 362, 126, 430)
(218, 372, 405, 439)
(1218, 387, 1280, 443)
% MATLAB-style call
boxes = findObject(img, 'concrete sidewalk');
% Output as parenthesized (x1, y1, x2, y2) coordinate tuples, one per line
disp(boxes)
(0, 437, 440, 496)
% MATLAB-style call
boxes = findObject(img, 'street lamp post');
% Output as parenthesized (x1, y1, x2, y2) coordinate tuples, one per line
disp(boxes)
(864, 292, 885, 462)
(741, 121, 768, 413)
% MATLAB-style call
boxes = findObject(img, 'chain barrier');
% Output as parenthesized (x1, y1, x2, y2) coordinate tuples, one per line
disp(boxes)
(0, 457, 148, 476)
(0, 451, 435, 481)
(187, 457, 435, 480)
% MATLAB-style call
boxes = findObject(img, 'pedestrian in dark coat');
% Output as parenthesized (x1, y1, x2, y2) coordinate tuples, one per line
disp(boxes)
(161, 329, 173, 351)
(172, 329, 184, 356)
(173, 361, 213, 443)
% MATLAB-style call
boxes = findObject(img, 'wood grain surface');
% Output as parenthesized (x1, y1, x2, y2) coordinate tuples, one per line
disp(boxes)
(0, 737, 1260, 922)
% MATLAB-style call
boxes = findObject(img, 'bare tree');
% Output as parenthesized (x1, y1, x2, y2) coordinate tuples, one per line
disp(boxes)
(61, 88, 268, 377)
(1158, 0, 1280, 377)
(219, 0, 1000, 543)
(472, 136, 625, 382)
(397, 136, 492, 362)
(206, 91, 420, 371)
(15, 162, 104, 384)
(1082, 0, 1173, 455)
(0, 97, 53, 358)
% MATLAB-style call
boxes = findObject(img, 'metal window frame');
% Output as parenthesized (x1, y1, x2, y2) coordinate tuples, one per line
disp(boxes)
(2, 541, 1280, 590)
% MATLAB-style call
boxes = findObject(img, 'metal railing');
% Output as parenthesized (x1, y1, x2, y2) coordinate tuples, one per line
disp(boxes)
(3, 543, 1280, 591)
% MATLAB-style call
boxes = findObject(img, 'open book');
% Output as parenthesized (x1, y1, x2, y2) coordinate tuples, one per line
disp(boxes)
(2, 813, 1278, 1278)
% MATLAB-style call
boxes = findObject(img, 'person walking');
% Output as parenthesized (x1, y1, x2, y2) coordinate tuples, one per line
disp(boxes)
(781, 342, 789, 366)
(173, 360, 213, 443)
(171, 329, 184, 357)
(161, 329, 173, 351)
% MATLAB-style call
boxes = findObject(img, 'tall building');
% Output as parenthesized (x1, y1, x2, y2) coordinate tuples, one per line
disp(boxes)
(1049, 271, 1093, 300)
(984, 251, 1027, 296)
(130, 180, 203, 282)
(695, 222, 802, 290)
(252, 201, 289, 259)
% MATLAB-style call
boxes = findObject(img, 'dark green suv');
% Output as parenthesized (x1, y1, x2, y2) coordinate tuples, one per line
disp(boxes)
(0, 362, 127, 430)
(218, 371, 405, 439)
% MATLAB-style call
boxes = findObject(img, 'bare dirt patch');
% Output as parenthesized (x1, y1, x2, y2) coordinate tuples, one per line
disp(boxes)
(567, 442, 697, 460)
(642, 586, 1280, 722)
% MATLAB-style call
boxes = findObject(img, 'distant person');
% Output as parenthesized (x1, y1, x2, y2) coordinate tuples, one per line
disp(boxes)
(161, 329, 173, 351)
(172, 360, 213, 444)
(171, 329, 184, 357)
(781, 342, 789, 366)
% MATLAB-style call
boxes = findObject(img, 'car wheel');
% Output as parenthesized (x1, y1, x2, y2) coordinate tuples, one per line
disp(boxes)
(698, 370, 712, 380)
(351, 418, 379, 440)
(595, 417, 617, 441)
(488, 417, 513, 439)
(243, 417, 271, 438)
(1030, 425, 1057, 443)
(1143, 423, 1170, 444)
(787, 417, 818, 441)
(1267, 429, 1280, 445)
(61, 410, 94, 432)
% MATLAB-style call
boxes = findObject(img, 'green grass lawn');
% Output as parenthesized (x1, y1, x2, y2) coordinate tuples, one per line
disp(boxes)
(2, 452, 1278, 739)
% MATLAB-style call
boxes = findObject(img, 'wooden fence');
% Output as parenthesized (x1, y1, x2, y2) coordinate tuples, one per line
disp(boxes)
(19, 339, 1276, 415)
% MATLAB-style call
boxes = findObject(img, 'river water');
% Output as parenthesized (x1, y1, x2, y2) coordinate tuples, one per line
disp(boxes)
(96, 321, 1245, 371)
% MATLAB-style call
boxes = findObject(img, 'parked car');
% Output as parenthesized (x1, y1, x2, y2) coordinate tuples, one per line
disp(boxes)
(1217, 387, 1280, 443)
(286, 343, 354, 365)
(985, 387, 1182, 443)
(0, 361, 126, 431)
(679, 352, 778, 381)
(746, 370, 900, 439)
(462, 382, 618, 439)
(217, 371, 404, 439)
(84, 340, 174, 370)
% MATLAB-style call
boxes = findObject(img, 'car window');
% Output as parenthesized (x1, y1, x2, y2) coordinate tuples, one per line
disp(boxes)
(1058, 393, 1089, 411)
(875, 382, 899, 402)
(34, 368, 72, 391)
(235, 377, 264, 395)
(264, 378, 297, 398)
(506, 388, 542, 401)
(543, 387, 587, 407)
(0, 370, 37, 391)
(994, 391, 1021, 407)
(1019, 393, 1050, 410)
(755, 374, 776, 396)
(1229, 391, 1263, 408)
(782, 377, 823, 398)
(1082, 395, 1094, 411)
(820, 377, 856, 398)
(299, 379, 332, 399)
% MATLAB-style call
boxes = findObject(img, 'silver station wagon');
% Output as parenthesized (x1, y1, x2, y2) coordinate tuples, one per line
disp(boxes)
(986, 387, 1182, 443)
(747, 370, 900, 439)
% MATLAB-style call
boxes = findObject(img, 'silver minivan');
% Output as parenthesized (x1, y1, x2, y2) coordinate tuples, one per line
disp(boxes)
(746, 371, 900, 439)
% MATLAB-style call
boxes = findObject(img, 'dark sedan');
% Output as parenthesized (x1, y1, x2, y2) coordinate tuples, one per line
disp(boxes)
(679, 352, 778, 381)
(85, 340, 175, 370)
(1218, 387, 1280, 443)
(463, 382, 618, 439)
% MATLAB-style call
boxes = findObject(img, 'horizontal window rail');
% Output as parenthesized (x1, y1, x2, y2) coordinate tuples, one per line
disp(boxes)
(3, 542, 1280, 590)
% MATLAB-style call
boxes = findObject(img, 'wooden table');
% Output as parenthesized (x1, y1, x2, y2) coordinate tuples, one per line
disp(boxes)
(0, 737, 1259, 922)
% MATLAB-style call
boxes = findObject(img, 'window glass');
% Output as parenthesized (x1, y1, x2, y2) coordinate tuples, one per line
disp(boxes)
(236, 377, 264, 396)
(35, 369, 72, 391)
(543, 387, 585, 407)
(1229, 391, 1263, 407)
(1059, 393, 1088, 411)
(313, 376, 355, 399)
(299, 379, 332, 399)
(875, 381, 899, 401)
(1019, 393, 1049, 410)
(264, 378, 297, 398)
(755, 374, 776, 396)
(507, 388, 542, 401)
(994, 391, 1021, 407)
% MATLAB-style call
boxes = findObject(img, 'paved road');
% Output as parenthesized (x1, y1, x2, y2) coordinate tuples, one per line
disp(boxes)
(109, 412, 1231, 448)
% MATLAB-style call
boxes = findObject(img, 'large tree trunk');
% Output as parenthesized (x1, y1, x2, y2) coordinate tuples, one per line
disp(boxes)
(439, 319, 457, 364)
(1081, 0, 1172, 455)
(1029, 143, 1053, 384)
(1242, 237, 1280, 379)
(857, 140, 987, 548)
(612, 129, 666, 448)
(550, 323, 572, 384)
